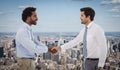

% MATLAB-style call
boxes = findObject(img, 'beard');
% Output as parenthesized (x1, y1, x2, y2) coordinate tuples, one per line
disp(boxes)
(81, 19, 85, 24)
(32, 21, 37, 25)
(81, 19, 88, 25)
(30, 18, 37, 25)
(81, 22, 84, 24)
(81, 21, 85, 24)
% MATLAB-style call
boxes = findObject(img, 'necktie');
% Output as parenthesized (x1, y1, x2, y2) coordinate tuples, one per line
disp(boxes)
(83, 26, 87, 58)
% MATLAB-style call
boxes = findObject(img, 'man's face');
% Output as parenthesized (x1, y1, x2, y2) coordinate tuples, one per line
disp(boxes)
(30, 11, 38, 25)
(80, 11, 88, 25)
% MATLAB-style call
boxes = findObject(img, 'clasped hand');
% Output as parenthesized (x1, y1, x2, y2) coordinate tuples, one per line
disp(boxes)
(48, 46, 61, 54)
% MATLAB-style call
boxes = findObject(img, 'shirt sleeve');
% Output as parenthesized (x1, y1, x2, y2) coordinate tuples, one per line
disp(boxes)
(61, 31, 82, 52)
(18, 30, 48, 55)
(96, 28, 107, 67)
(34, 38, 48, 54)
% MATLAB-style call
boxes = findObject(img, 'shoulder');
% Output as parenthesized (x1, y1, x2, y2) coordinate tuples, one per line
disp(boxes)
(94, 23, 104, 32)
(16, 25, 28, 37)
(93, 23, 105, 36)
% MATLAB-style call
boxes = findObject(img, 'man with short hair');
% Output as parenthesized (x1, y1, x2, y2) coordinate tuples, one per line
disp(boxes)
(51, 7, 107, 70)
(16, 7, 52, 70)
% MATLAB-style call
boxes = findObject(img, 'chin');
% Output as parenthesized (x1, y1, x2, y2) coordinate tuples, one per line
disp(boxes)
(81, 22, 84, 24)
(33, 23, 37, 25)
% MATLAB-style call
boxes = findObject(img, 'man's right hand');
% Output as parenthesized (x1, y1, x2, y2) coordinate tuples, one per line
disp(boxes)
(48, 46, 61, 54)
(48, 46, 58, 54)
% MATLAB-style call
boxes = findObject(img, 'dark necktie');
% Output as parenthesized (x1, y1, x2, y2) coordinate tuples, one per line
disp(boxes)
(83, 26, 87, 58)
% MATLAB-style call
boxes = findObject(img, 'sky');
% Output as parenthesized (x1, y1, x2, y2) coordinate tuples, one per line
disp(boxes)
(0, 0, 120, 32)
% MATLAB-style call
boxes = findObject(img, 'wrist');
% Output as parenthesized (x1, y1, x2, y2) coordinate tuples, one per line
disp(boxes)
(59, 46, 61, 51)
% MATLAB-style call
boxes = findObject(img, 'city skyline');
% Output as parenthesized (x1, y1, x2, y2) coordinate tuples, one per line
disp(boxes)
(0, 0, 120, 32)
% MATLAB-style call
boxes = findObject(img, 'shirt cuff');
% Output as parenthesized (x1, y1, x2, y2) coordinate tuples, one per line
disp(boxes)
(60, 45, 66, 53)
(35, 45, 48, 55)
(98, 61, 105, 67)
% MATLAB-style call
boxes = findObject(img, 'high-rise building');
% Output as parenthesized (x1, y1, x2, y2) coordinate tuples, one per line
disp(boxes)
(0, 47, 4, 58)
(43, 52, 51, 60)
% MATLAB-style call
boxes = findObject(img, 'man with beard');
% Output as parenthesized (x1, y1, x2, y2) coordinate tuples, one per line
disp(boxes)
(15, 7, 53, 70)
(51, 7, 107, 70)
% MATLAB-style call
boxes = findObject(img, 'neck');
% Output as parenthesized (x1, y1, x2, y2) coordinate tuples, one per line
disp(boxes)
(26, 21, 32, 26)
(86, 20, 91, 26)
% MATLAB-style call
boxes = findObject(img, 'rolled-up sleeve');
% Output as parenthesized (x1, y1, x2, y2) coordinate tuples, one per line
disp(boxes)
(34, 39, 48, 53)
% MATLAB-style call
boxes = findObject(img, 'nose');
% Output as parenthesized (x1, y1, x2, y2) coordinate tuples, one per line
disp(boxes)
(36, 17, 38, 21)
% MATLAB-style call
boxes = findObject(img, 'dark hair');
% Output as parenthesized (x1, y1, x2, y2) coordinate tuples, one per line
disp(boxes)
(22, 7, 36, 22)
(80, 7, 95, 21)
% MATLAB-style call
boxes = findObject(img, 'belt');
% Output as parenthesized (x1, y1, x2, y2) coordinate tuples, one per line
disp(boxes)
(86, 58, 99, 61)
(19, 57, 35, 60)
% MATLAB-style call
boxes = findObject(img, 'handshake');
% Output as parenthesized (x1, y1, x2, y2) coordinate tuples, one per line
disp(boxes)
(48, 46, 61, 54)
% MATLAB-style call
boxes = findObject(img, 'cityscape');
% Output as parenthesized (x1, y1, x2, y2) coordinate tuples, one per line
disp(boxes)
(0, 0, 120, 70)
(0, 32, 120, 70)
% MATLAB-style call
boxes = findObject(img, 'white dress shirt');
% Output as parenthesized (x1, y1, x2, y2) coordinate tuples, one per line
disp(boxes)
(61, 21, 107, 67)
(15, 23, 48, 58)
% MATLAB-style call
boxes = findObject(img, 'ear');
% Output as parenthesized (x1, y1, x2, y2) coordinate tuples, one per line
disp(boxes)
(86, 15, 90, 20)
(27, 16, 30, 20)
(88, 15, 90, 19)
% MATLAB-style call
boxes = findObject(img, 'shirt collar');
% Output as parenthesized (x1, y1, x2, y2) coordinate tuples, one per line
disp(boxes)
(86, 21, 94, 29)
(23, 23, 32, 31)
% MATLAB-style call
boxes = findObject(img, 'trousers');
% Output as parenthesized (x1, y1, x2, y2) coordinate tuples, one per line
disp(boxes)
(84, 59, 99, 70)
(17, 58, 35, 70)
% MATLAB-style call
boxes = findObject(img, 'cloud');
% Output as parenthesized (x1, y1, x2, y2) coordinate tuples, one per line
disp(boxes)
(0, 11, 14, 15)
(101, 1, 111, 5)
(112, 0, 120, 4)
(18, 5, 36, 10)
(0, 25, 8, 27)
(72, 0, 93, 1)
(107, 6, 120, 18)
(107, 5, 120, 12)
(101, 0, 120, 5)
(18, 6, 30, 10)
(0, 12, 4, 15)
(112, 15, 120, 17)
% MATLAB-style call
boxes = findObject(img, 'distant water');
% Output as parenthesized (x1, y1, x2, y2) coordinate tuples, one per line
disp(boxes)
(0, 32, 120, 37)
(105, 32, 120, 37)
(0, 32, 15, 36)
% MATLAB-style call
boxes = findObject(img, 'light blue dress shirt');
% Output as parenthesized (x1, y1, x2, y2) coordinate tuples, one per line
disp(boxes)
(15, 23, 48, 58)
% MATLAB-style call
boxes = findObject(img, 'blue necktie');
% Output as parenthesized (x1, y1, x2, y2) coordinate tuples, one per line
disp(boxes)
(83, 26, 87, 57)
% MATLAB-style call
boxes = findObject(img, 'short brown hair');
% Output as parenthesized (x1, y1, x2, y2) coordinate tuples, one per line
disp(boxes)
(80, 7, 95, 21)
(22, 7, 36, 22)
